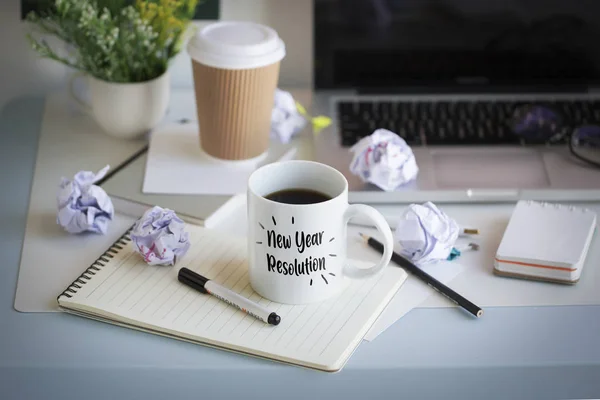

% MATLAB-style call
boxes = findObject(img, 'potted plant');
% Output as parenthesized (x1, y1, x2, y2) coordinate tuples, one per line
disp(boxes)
(26, 0, 198, 139)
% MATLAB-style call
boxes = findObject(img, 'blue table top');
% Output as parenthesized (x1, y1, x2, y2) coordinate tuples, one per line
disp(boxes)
(1, 96, 600, 400)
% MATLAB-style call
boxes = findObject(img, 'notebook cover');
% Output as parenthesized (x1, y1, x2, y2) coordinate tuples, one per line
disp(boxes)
(496, 200, 597, 268)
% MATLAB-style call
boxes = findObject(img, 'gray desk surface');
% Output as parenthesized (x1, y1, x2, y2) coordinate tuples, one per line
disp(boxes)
(1, 97, 600, 400)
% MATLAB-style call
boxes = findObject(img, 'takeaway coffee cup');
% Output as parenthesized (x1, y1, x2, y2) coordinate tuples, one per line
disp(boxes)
(187, 22, 285, 160)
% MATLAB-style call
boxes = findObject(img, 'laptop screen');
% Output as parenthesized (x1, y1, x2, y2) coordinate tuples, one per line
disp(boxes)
(314, 0, 600, 91)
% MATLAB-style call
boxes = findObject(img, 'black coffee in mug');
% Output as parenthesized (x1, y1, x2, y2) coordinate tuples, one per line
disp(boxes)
(265, 188, 331, 205)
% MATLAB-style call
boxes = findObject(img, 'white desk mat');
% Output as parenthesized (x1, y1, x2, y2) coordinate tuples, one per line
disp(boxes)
(15, 92, 152, 312)
(206, 195, 600, 341)
(14, 92, 600, 318)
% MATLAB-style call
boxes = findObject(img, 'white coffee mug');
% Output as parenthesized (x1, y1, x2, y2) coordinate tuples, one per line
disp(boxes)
(247, 160, 394, 304)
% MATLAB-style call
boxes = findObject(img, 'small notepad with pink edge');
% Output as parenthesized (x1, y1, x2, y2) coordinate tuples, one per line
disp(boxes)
(494, 200, 597, 284)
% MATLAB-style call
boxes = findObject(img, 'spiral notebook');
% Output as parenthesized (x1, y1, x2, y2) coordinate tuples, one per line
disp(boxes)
(57, 224, 407, 372)
(494, 200, 597, 284)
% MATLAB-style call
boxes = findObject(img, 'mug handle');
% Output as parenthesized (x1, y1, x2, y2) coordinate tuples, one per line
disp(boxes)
(342, 204, 394, 279)
(68, 71, 92, 114)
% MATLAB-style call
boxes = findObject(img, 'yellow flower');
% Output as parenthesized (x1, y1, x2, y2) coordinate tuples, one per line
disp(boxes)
(136, 0, 198, 56)
(295, 101, 332, 134)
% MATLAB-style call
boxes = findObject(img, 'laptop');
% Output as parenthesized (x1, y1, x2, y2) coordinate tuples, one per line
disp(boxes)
(312, 0, 600, 203)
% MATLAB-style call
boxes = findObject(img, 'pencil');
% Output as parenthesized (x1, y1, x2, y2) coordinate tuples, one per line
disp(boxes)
(359, 233, 483, 318)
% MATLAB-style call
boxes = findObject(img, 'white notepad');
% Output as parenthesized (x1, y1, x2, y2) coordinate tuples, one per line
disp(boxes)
(494, 200, 597, 283)
(57, 225, 407, 372)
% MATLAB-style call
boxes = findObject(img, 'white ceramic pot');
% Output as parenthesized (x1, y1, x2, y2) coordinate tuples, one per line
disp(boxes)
(70, 71, 170, 139)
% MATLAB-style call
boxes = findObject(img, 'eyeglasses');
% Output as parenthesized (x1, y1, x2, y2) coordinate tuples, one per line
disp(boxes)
(511, 105, 600, 168)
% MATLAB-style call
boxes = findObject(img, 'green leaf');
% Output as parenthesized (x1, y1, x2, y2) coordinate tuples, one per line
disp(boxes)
(24, 0, 200, 83)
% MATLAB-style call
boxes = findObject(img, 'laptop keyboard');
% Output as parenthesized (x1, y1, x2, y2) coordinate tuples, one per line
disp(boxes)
(337, 99, 600, 147)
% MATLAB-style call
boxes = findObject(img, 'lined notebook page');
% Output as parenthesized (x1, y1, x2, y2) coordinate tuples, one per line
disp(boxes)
(59, 226, 407, 371)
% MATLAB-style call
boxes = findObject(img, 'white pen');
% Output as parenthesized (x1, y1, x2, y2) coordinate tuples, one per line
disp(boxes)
(348, 215, 479, 235)
(178, 267, 281, 326)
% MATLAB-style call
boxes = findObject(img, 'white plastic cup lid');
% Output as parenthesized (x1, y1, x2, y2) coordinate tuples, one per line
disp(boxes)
(187, 21, 286, 70)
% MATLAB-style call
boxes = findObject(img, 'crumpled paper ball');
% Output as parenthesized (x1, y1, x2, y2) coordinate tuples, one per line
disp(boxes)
(394, 202, 459, 265)
(349, 129, 419, 191)
(56, 165, 114, 234)
(131, 206, 190, 266)
(270, 88, 307, 143)
(511, 105, 562, 140)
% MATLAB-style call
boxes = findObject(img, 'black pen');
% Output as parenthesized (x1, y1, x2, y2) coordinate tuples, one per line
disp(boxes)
(359, 233, 483, 318)
(178, 267, 281, 325)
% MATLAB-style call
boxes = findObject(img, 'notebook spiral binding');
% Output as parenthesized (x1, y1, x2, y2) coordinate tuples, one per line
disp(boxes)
(57, 227, 133, 301)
